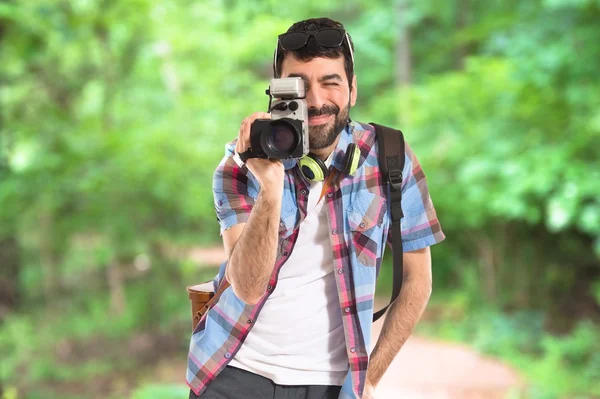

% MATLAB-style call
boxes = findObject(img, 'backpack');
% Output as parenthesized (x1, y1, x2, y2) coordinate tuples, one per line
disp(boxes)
(187, 123, 405, 328)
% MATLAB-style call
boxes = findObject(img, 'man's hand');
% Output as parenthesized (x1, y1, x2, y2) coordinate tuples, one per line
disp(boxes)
(235, 112, 284, 191)
(363, 380, 377, 399)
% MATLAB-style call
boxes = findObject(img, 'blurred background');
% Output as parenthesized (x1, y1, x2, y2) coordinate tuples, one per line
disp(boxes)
(1, 0, 599, 398)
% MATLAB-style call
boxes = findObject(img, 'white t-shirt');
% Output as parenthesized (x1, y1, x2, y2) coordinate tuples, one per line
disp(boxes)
(229, 159, 348, 386)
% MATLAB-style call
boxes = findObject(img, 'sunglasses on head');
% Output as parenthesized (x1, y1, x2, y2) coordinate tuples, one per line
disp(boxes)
(272, 28, 355, 78)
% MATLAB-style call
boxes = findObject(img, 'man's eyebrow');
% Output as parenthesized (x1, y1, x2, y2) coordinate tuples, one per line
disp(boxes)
(319, 74, 343, 83)
(287, 73, 343, 83)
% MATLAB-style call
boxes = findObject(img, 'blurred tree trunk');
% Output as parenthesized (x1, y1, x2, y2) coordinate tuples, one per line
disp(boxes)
(0, 237, 20, 321)
(39, 202, 60, 299)
(478, 236, 497, 303)
(107, 261, 126, 315)
(455, 0, 471, 69)
(395, 0, 412, 88)
(0, 16, 21, 321)
(95, 22, 129, 316)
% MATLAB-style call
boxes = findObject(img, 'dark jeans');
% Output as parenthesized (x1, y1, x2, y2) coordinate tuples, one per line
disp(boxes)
(189, 366, 342, 399)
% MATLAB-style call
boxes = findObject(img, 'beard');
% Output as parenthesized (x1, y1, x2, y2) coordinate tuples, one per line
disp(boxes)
(307, 102, 350, 150)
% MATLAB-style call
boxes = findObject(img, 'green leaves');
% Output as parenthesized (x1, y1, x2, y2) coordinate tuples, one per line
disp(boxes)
(400, 48, 600, 250)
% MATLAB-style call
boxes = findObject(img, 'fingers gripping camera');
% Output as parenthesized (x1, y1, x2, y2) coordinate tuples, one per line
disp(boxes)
(238, 78, 310, 162)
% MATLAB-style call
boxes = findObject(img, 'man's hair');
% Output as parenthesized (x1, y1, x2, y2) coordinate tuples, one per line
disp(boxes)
(274, 17, 355, 89)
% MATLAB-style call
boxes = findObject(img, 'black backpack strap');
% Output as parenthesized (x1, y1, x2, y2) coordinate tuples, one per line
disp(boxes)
(370, 123, 405, 322)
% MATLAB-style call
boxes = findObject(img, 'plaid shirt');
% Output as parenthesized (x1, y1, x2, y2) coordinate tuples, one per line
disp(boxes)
(187, 121, 445, 398)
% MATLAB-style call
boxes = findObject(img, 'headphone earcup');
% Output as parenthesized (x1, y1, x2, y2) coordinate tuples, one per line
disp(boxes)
(342, 143, 361, 176)
(299, 153, 328, 182)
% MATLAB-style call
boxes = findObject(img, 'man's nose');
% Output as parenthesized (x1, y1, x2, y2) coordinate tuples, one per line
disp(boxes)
(305, 85, 326, 110)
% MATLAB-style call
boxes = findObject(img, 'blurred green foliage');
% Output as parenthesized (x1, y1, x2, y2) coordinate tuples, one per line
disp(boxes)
(130, 384, 190, 399)
(1, 0, 599, 398)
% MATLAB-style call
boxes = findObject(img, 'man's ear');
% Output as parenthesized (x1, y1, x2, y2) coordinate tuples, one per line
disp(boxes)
(350, 75, 358, 107)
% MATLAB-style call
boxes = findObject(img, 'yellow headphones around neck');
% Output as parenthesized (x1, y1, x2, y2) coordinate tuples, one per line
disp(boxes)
(298, 143, 361, 182)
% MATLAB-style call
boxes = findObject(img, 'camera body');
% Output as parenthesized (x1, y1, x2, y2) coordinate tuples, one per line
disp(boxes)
(249, 77, 309, 159)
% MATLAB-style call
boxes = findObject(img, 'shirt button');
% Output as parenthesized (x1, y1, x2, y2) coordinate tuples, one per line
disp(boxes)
(247, 319, 252, 324)
(267, 285, 273, 291)
(338, 268, 343, 274)
(283, 251, 289, 256)
(300, 189, 307, 196)
(344, 307, 351, 313)
(332, 229, 337, 235)
(350, 347, 356, 353)
(359, 222, 366, 228)
(224, 352, 231, 359)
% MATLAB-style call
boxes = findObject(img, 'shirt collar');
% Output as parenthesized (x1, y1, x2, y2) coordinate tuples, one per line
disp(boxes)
(330, 123, 353, 173)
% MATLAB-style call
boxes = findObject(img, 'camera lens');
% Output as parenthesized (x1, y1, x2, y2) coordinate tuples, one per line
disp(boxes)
(268, 121, 298, 154)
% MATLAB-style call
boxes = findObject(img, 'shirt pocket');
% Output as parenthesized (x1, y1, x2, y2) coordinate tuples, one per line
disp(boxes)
(347, 191, 387, 267)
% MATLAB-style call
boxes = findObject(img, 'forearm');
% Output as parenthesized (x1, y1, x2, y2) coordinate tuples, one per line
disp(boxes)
(226, 189, 282, 304)
(367, 274, 432, 386)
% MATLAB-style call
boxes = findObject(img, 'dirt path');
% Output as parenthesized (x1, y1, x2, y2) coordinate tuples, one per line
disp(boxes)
(185, 247, 523, 398)
(371, 318, 522, 398)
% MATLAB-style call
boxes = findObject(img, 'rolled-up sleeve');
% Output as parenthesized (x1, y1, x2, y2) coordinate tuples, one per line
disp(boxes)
(213, 141, 260, 235)
(388, 142, 445, 252)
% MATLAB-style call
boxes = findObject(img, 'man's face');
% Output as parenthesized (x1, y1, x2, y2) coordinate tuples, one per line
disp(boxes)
(281, 54, 358, 150)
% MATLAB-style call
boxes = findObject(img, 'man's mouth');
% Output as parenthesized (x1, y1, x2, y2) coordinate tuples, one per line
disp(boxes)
(308, 114, 333, 126)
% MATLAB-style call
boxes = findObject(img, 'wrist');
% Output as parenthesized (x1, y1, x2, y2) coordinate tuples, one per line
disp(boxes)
(366, 373, 380, 388)
(259, 181, 284, 198)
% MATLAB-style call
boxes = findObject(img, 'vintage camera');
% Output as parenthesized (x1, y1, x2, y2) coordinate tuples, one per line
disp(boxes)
(248, 77, 309, 159)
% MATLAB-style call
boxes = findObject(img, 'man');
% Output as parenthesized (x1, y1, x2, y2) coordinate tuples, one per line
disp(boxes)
(187, 17, 445, 399)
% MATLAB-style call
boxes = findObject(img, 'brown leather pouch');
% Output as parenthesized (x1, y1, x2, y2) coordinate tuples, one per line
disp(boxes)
(187, 281, 215, 330)
(187, 279, 231, 331)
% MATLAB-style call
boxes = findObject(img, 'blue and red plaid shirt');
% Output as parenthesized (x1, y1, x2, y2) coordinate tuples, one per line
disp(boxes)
(187, 121, 445, 398)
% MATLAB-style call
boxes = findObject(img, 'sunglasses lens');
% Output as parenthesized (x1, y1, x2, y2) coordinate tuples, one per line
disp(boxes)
(280, 32, 308, 50)
(315, 29, 344, 47)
